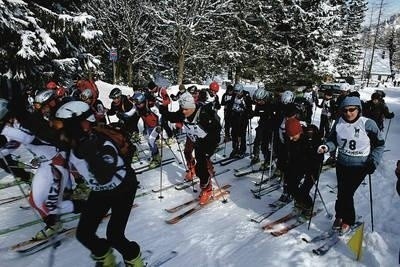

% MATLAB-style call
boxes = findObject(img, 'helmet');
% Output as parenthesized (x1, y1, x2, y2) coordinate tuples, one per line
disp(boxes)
(253, 88, 270, 101)
(34, 90, 55, 104)
(371, 92, 380, 100)
(109, 88, 122, 99)
(187, 85, 198, 94)
(281, 90, 294, 104)
(46, 81, 58, 90)
(80, 88, 93, 101)
(55, 101, 95, 122)
(0, 98, 9, 120)
(234, 83, 244, 93)
(303, 91, 313, 102)
(132, 92, 146, 104)
(209, 81, 219, 93)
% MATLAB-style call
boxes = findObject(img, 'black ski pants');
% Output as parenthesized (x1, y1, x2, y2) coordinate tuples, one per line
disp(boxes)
(335, 163, 367, 225)
(76, 171, 140, 261)
(231, 111, 248, 154)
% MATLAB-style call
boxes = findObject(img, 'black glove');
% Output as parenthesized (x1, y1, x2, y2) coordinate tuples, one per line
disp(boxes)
(365, 159, 376, 174)
(387, 112, 394, 119)
(0, 135, 7, 147)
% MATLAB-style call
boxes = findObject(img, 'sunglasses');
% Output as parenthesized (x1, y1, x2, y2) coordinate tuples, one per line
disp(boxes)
(342, 107, 358, 113)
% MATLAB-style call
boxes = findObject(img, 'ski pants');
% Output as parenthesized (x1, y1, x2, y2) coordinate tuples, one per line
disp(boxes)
(184, 137, 195, 169)
(286, 165, 319, 208)
(231, 111, 248, 154)
(319, 115, 332, 139)
(335, 163, 367, 225)
(224, 110, 233, 138)
(194, 148, 213, 188)
(146, 127, 159, 156)
(253, 121, 272, 159)
(76, 171, 140, 261)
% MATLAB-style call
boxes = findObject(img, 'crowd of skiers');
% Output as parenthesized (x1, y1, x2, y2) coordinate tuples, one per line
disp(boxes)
(0, 75, 396, 266)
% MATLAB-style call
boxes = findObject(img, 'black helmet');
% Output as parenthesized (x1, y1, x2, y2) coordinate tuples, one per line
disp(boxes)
(109, 88, 122, 99)
(187, 85, 198, 94)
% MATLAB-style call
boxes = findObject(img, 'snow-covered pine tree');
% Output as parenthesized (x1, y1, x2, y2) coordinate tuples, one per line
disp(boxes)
(334, 0, 367, 77)
(0, 1, 101, 87)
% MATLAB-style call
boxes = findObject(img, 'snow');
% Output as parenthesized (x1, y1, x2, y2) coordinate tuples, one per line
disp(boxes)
(0, 81, 399, 267)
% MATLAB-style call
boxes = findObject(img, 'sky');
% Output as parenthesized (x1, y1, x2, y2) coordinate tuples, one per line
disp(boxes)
(367, 0, 400, 22)
(0, 81, 399, 266)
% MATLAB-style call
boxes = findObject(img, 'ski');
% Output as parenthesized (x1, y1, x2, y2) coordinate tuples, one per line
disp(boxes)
(250, 180, 280, 194)
(261, 211, 298, 230)
(0, 195, 26, 205)
(175, 168, 230, 191)
(302, 230, 335, 243)
(165, 184, 232, 213)
(0, 180, 26, 190)
(165, 187, 230, 224)
(269, 209, 322, 237)
(0, 204, 138, 236)
(253, 173, 279, 187)
(135, 158, 175, 174)
(15, 227, 76, 255)
(251, 183, 280, 198)
(249, 201, 290, 223)
(311, 221, 363, 256)
(220, 153, 250, 166)
(147, 250, 178, 267)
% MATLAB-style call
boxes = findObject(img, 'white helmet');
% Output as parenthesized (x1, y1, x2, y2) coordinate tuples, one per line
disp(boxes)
(234, 83, 244, 93)
(80, 88, 93, 101)
(34, 90, 55, 104)
(55, 101, 95, 122)
(253, 88, 270, 101)
(0, 98, 9, 120)
(303, 91, 313, 102)
(281, 90, 294, 104)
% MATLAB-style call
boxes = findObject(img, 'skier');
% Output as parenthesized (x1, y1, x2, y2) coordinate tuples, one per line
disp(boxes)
(170, 84, 187, 101)
(221, 84, 235, 142)
(0, 96, 84, 240)
(80, 88, 107, 125)
(147, 80, 174, 143)
(317, 90, 336, 139)
(284, 117, 323, 219)
(107, 88, 140, 141)
(131, 92, 162, 168)
(53, 101, 142, 267)
(251, 88, 275, 167)
(317, 96, 384, 234)
(362, 92, 394, 131)
(161, 93, 221, 204)
(229, 84, 252, 158)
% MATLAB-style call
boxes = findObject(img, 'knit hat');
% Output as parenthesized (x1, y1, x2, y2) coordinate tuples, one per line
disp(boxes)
(340, 96, 362, 111)
(285, 117, 303, 137)
(179, 93, 196, 109)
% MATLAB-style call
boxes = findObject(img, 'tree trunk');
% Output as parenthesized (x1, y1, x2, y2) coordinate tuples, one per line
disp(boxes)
(177, 50, 185, 85)
(234, 66, 241, 84)
(128, 62, 133, 87)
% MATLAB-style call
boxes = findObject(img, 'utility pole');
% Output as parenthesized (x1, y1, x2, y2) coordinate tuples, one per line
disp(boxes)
(366, 0, 384, 87)
(361, 8, 374, 82)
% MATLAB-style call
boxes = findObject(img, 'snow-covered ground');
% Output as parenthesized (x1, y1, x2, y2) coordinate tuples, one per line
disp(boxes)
(0, 81, 399, 267)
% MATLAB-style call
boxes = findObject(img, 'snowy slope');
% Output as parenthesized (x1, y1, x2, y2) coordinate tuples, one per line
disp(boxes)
(0, 82, 399, 267)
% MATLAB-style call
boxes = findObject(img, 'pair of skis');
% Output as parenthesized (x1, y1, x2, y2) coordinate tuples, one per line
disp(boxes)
(134, 158, 175, 174)
(212, 153, 250, 166)
(303, 221, 364, 256)
(261, 208, 322, 237)
(165, 184, 231, 224)
(249, 200, 291, 223)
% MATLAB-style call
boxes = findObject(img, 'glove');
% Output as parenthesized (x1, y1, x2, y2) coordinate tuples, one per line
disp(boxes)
(387, 112, 394, 119)
(155, 126, 162, 133)
(0, 135, 7, 147)
(364, 159, 376, 174)
(317, 145, 328, 154)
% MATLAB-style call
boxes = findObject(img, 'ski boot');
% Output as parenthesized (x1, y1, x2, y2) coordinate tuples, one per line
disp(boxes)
(250, 155, 260, 165)
(124, 252, 144, 267)
(148, 154, 161, 168)
(332, 218, 343, 232)
(229, 150, 238, 158)
(34, 221, 63, 240)
(91, 248, 117, 267)
(199, 184, 213, 205)
(278, 192, 292, 204)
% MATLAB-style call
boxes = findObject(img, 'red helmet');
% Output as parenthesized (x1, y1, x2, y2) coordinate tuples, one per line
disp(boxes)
(209, 81, 219, 93)
(46, 81, 58, 90)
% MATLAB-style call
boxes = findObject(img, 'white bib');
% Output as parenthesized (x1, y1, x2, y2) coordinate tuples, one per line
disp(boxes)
(336, 117, 370, 157)
(183, 123, 207, 142)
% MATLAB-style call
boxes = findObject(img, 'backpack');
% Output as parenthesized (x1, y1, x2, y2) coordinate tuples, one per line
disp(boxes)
(93, 124, 135, 165)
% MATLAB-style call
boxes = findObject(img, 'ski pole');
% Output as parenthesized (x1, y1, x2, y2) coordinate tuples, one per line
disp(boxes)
(248, 118, 252, 157)
(175, 137, 188, 171)
(308, 161, 329, 230)
(268, 131, 275, 178)
(158, 130, 164, 200)
(165, 140, 182, 164)
(209, 160, 228, 204)
(384, 118, 392, 143)
(368, 174, 374, 231)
